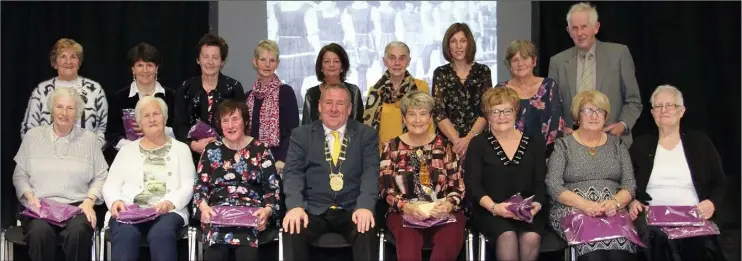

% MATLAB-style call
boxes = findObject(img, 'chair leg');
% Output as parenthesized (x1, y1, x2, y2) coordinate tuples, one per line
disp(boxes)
(106, 241, 111, 261)
(8, 242, 13, 261)
(188, 227, 194, 261)
(478, 233, 487, 260)
(1, 230, 6, 261)
(279, 229, 285, 261)
(99, 229, 106, 261)
(90, 231, 97, 261)
(378, 229, 385, 261)
(197, 235, 203, 261)
(465, 230, 473, 261)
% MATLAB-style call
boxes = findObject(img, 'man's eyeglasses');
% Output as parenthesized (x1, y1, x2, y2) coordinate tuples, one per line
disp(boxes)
(651, 103, 682, 111)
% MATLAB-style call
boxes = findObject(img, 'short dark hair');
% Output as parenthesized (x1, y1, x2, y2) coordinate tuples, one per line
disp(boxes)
(127, 42, 162, 67)
(216, 99, 251, 135)
(442, 23, 477, 63)
(196, 33, 229, 61)
(315, 43, 350, 82)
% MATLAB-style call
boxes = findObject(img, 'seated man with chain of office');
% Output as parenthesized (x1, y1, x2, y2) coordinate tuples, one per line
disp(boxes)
(282, 84, 380, 261)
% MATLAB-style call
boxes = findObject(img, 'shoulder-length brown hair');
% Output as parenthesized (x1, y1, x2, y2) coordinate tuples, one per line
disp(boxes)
(442, 23, 477, 64)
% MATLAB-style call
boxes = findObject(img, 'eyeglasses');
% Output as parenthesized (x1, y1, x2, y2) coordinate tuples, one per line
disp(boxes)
(487, 108, 515, 117)
(579, 108, 607, 117)
(651, 103, 682, 111)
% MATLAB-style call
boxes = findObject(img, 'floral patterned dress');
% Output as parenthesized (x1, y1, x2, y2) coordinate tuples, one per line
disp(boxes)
(193, 139, 281, 248)
(432, 63, 493, 137)
(379, 135, 465, 213)
(495, 78, 564, 154)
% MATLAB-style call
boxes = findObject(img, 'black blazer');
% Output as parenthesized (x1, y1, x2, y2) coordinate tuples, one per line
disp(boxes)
(629, 129, 727, 210)
(283, 120, 380, 215)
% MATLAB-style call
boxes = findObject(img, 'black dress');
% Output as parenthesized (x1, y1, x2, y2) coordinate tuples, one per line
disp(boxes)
(463, 131, 547, 239)
(300, 82, 365, 125)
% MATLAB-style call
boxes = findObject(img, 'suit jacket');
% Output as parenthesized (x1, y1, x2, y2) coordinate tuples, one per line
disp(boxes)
(629, 129, 727, 220)
(548, 40, 643, 146)
(283, 119, 380, 216)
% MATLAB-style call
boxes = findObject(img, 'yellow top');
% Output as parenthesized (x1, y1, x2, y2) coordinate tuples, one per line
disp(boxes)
(376, 79, 435, 150)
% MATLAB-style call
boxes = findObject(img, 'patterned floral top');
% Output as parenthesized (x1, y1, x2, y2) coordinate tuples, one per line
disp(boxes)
(495, 78, 565, 154)
(432, 63, 493, 136)
(133, 140, 172, 207)
(193, 138, 281, 248)
(379, 135, 464, 213)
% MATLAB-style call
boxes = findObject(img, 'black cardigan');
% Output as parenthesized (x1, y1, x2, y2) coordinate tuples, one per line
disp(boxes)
(629, 129, 727, 211)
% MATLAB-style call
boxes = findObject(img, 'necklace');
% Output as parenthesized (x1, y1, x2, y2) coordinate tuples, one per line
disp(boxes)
(576, 132, 602, 156)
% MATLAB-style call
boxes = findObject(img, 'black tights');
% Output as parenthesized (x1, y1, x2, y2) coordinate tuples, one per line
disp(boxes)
(496, 231, 541, 261)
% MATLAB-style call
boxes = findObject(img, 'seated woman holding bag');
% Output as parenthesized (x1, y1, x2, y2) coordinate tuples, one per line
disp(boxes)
(102, 96, 195, 261)
(464, 87, 547, 261)
(628, 85, 727, 261)
(193, 99, 281, 261)
(545, 89, 638, 261)
(13, 86, 108, 261)
(379, 91, 466, 261)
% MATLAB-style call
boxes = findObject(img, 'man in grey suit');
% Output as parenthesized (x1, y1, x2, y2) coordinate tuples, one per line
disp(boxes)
(548, 2, 642, 146)
(282, 84, 380, 261)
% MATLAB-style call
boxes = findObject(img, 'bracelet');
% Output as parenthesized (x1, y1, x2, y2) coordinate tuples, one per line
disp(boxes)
(86, 196, 96, 202)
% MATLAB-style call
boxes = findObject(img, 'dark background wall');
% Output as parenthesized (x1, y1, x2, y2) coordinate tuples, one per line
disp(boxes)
(0, 1, 211, 228)
(534, 1, 741, 230)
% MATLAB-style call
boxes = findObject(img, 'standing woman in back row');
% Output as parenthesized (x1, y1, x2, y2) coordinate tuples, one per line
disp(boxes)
(301, 43, 364, 125)
(432, 23, 493, 159)
(246, 39, 300, 175)
(173, 33, 246, 157)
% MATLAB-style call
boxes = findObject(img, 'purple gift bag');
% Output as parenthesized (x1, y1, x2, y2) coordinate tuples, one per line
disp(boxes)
(122, 108, 140, 141)
(21, 198, 82, 227)
(402, 212, 457, 229)
(187, 120, 218, 140)
(116, 204, 160, 224)
(661, 220, 720, 239)
(209, 206, 261, 228)
(646, 205, 705, 227)
(505, 194, 535, 223)
(560, 210, 646, 247)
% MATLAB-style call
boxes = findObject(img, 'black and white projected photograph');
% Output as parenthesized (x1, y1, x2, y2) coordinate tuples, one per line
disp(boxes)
(267, 1, 497, 111)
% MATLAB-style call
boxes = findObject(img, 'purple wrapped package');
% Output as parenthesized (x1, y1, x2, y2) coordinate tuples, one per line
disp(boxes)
(402, 213, 457, 229)
(122, 108, 140, 141)
(505, 194, 535, 223)
(560, 210, 646, 247)
(661, 220, 720, 239)
(209, 206, 260, 228)
(116, 204, 160, 224)
(21, 198, 82, 227)
(187, 120, 218, 140)
(646, 205, 705, 227)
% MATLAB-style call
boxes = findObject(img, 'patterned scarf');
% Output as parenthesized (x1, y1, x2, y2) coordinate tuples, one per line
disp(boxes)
(246, 73, 281, 147)
(362, 70, 418, 130)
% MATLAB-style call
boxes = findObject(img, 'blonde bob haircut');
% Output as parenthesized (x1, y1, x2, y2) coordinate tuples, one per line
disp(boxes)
(571, 89, 610, 120)
(481, 87, 521, 114)
(253, 39, 280, 61)
(400, 90, 435, 115)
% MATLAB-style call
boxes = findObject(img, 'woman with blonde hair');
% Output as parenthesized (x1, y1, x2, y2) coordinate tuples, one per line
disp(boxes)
(546, 89, 638, 261)
(246, 39, 299, 175)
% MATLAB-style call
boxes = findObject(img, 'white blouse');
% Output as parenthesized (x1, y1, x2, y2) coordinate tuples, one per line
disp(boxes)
(646, 141, 700, 206)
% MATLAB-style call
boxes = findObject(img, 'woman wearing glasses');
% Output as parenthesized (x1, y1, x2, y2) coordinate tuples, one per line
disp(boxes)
(464, 88, 547, 261)
(628, 85, 727, 261)
(545, 90, 638, 260)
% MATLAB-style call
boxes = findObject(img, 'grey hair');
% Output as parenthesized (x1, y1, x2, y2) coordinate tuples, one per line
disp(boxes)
(47, 86, 85, 121)
(650, 84, 685, 106)
(567, 2, 599, 27)
(134, 96, 169, 125)
(400, 90, 435, 115)
(384, 41, 411, 58)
